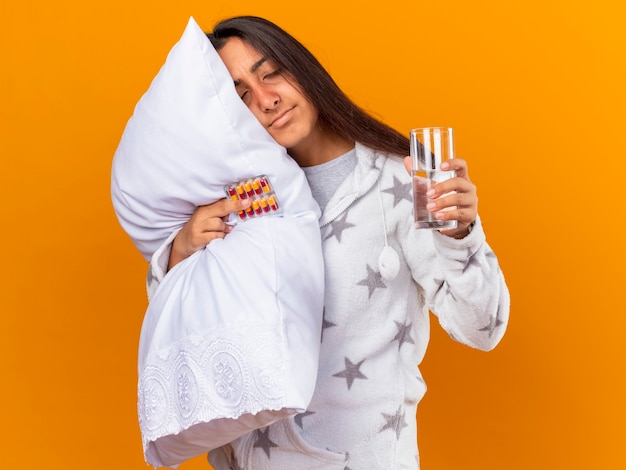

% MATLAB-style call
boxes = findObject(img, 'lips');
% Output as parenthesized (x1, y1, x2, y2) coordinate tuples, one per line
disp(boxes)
(269, 107, 294, 128)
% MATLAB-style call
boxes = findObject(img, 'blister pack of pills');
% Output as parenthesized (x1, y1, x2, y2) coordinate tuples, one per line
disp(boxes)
(224, 175, 281, 221)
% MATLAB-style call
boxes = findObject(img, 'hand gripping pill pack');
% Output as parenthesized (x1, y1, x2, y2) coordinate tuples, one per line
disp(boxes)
(225, 175, 281, 220)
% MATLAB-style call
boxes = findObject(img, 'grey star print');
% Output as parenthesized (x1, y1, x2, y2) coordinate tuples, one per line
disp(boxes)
(382, 175, 413, 207)
(325, 211, 356, 243)
(392, 320, 415, 350)
(294, 410, 315, 429)
(433, 276, 457, 302)
(333, 357, 368, 390)
(433, 277, 446, 295)
(253, 427, 278, 459)
(479, 306, 504, 337)
(463, 248, 483, 274)
(445, 282, 457, 302)
(487, 250, 502, 273)
(379, 405, 408, 440)
(321, 308, 337, 343)
(356, 264, 387, 299)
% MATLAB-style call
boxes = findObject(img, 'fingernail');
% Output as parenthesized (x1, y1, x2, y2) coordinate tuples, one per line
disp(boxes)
(427, 189, 435, 197)
(441, 162, 449, 170)
(426, 202, 436, 210)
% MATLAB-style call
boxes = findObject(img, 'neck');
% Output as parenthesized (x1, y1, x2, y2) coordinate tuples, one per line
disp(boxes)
(288, 124, 354, 167)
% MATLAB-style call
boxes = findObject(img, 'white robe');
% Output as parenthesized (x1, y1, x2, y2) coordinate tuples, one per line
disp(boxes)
(151, 143, 510, 469)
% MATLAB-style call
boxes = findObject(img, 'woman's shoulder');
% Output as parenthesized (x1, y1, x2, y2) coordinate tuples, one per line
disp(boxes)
(355, 143, 409, 183)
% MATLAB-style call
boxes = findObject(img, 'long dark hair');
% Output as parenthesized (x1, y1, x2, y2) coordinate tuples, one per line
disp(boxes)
(206, 16, 410, 157)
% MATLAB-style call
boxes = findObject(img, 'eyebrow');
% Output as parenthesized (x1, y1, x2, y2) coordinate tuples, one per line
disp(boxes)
(251, 57, 267, 73)
(233, 57, 268, 87)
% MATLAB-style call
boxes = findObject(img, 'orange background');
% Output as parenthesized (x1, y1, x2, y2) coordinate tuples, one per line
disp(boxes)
(2, 0, 624, 468)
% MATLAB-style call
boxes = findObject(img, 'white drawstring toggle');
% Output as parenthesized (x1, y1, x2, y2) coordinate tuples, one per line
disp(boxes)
(378, 245, 400, 281)
(377, 178, 400, 281)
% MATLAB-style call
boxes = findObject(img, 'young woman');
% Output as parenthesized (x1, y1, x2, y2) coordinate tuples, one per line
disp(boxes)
(149, 15, 509, 470)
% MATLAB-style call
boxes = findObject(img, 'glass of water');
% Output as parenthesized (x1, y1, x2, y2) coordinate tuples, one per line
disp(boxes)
(410, 127, 458, 230)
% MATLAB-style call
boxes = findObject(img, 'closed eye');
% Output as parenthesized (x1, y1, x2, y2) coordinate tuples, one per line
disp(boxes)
(263, 68, 282, 80)
(239, 89, 250, 104)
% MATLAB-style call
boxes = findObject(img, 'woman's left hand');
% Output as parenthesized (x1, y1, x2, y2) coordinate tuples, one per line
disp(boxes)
(404, 157, 477, 239)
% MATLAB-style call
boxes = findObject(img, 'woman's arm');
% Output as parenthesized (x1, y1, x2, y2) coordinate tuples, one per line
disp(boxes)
(401, 157, 509, 351)
(168, 197, 251, 271)
(146, 197, 251, 300)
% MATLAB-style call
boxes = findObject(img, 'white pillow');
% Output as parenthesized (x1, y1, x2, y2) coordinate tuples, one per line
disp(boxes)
(111, 16, 321, 262)
(111, 17, 324, 469)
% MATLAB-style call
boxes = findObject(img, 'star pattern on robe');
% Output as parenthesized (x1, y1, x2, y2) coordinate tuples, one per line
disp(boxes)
(356, 264, 387, 299)
(463, 248, 483, 274)
(253, 427, 278, 459)
(324, 212, 356, 243)
(479, 306, 504, 337)
(343, 453, 352, 470)
(392, 320, 415, 350)
(333, 357, 368, 390)
(321, 308, 337, 343)
(294, 410, 315, 429)
(445, 282, 457, 302)
(433, 277, 446, 295)
(486, 250, 502, 273)
(433, 276, 456, 302)
(379, 405, 408, 440)
(382, 175, 413, 207)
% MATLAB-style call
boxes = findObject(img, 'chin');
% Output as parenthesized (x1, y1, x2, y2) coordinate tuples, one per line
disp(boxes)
(271, 133, 304, 150)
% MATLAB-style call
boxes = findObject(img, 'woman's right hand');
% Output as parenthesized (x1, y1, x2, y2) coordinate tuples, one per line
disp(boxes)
(168, 198, 252, 271)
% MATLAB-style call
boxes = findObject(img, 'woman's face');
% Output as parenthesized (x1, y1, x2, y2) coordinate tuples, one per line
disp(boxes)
(217, 37, 320, 153)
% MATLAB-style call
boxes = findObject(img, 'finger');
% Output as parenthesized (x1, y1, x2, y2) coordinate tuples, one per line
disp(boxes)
(426, 192, 470, 214)
(441, 158, 469, 179)
(427, 191, 477, 222)
(203, 198, 251, 217)
(429, 177, 475, 199)
(199, 198, 253, 234)
(186, 219, 237, 252)
(198, 216, 234, 235)
(403, 156, 412, 175)
(192, 199, 252, 231)
(199, 229, 229, 244)
(434, 207, 475, 226)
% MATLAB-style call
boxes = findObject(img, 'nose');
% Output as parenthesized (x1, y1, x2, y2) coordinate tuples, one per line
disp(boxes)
(255, 85, 280, 112)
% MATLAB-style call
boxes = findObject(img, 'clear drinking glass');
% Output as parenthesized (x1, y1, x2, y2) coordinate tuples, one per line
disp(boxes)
(410, 127, 458, 230)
